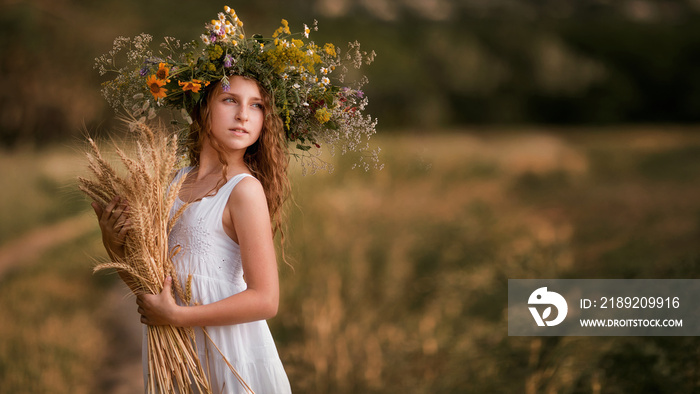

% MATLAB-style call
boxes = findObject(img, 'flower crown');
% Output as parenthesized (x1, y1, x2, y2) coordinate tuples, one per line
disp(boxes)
(95, 5, 380, 171)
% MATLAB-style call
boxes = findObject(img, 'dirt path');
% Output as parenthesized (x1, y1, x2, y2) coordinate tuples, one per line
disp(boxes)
(0, 212, 95, 278)
(98, 283, 144, 393)
(0, 212, 143, 393)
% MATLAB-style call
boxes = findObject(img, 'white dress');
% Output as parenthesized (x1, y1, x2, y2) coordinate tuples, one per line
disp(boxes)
(143, 167, 292, 393)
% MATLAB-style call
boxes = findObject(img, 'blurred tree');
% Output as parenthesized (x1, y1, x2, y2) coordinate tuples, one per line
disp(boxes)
(2, 0, 700, 147)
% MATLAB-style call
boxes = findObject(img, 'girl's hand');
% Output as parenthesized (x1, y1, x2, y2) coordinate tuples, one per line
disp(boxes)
(137, 276, 182, 326)
(91, 196, 130, 260)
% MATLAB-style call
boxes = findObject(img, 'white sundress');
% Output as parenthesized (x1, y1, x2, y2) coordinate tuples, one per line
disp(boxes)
(142, 167, 292, 393)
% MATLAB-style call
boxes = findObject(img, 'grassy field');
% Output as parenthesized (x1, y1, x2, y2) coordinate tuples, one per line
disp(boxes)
(1, 127, 700, 393)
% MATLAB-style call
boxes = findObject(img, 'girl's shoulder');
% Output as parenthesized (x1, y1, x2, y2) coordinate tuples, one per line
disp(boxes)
(227, 174, 269, 215)
(229, 174, 264, 198)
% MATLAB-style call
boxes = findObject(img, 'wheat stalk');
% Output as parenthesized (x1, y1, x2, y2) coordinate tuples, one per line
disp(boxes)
(79, 121, 213, 393)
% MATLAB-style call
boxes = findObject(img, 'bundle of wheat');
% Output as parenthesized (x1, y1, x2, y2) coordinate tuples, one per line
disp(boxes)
(78, 122, 212, 393)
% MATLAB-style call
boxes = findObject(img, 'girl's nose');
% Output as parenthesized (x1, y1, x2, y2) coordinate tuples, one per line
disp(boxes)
(236, 106, 248, 122)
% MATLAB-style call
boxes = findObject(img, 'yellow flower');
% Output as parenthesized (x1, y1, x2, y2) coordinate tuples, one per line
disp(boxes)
(208, 44, 223, 60)
(155, 63, 170, 80)
(179, 79, 205, 93)
(315, 107, 331, 123)
(324, 43, 337, 57)
(146, 75, 167, 99)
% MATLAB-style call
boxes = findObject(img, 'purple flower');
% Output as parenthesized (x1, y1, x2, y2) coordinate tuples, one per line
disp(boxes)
(356, 90, 364, 98)
(139, 66, 149, 76)
(224, 54, 233, 68)
(222, 77, 230, 92)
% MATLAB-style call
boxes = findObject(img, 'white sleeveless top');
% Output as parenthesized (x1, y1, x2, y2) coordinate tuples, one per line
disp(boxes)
(143, 167, 291, 393)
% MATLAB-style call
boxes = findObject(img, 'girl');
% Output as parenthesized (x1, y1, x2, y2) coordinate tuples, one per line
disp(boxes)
(90, 7, 377, 392)
(92, 75, 292, 393)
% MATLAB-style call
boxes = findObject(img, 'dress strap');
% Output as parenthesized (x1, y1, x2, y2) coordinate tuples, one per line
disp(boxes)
(206, 173, 255, 231)
(218, 173, 255, 196)
(168, 166, 193, 194)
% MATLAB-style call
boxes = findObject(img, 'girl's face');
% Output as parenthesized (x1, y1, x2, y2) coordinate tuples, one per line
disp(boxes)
(207, 75, 265, 154)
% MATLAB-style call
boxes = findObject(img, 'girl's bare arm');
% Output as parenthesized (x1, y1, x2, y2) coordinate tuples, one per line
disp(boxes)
(137, 177, 280, 326)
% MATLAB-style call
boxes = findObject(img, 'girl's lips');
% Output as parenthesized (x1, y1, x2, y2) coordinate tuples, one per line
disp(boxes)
(230, 128, 248, 136)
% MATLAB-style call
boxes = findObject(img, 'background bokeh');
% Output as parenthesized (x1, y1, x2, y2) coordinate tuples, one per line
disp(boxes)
(2, 0, 700, 392)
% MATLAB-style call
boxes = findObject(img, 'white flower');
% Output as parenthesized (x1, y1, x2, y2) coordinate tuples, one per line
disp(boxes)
(201, 34, 211, 45)
(304, 24, 310, 38)
(292, 83, 300, 89)
(281, 73, 289, 80)
(321, 67, 328, 75)
(218, 12, 226, 22)
(322, 77, 330, 85)
(181, 108, 193, 125)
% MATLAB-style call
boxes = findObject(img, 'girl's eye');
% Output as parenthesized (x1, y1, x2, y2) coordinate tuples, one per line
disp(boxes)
(252, 103, 264, 110)
(224, 98, 236, 103)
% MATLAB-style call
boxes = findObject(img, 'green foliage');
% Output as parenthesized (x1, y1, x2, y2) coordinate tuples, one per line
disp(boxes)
(4, 1, 700, 147)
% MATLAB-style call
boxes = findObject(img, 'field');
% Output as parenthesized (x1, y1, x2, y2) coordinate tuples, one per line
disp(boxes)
(1, 127, 700, 393)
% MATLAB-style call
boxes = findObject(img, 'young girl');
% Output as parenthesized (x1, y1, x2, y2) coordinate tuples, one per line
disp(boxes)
(94, 75, 292, 393)
(91, 6, 377, 392)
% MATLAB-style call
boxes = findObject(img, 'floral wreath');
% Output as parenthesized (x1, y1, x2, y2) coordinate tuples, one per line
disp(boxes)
(95, 5, 380, 171)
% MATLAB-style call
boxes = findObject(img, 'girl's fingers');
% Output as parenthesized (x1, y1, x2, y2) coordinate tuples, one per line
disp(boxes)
(103, 197, 120, 220)
(91, 201, 103, 217)
(117, 222, 130, 240)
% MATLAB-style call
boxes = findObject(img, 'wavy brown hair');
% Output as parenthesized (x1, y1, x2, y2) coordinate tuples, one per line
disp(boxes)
(185, 77, 291, 247)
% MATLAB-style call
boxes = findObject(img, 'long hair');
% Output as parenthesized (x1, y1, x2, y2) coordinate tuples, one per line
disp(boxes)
(185, 78, 291, 246)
